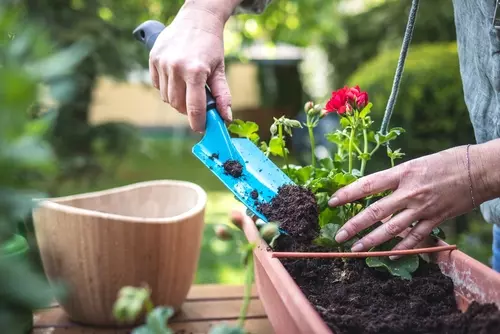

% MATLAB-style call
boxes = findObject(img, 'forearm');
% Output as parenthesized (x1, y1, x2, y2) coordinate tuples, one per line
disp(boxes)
(182, 0, 244, 23)
(469, 138, 500, 204)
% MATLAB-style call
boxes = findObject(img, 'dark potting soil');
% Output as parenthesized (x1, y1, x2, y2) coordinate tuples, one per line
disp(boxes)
(257, 184, 319, 241)
(250, 189, 259, 200)
(265, 185, 500, 334)
(275, 236, 500, 334)
(223, 160, 243, 178)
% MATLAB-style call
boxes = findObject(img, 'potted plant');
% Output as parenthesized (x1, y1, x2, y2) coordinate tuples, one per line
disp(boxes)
(223, 85, 500, 334)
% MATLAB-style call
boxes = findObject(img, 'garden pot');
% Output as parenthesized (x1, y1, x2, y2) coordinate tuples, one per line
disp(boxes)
(235, 210, 500, 334)
(0, 234, 33, 333)
(32, 180, 206, 326)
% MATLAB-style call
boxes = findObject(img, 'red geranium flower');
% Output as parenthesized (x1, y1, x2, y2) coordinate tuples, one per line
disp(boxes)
(325, 87, 349, 115)
(324, 85, 369, 116)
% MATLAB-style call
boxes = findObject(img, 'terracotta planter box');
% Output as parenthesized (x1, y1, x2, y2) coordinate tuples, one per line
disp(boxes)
(32, 180, 207, 326)
(235, 210, 500, 334)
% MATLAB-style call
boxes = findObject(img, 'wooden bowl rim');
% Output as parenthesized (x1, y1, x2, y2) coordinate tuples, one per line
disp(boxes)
(32, 180, 207, 224)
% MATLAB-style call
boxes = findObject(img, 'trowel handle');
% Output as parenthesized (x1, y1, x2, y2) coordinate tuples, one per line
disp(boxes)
(132, 20, 217, 111)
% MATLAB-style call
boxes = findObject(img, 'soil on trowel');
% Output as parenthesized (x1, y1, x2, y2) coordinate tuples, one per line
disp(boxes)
(257, 184, 319, 241)
(250, 189, 259, 200)
(223, 160, 243, 178)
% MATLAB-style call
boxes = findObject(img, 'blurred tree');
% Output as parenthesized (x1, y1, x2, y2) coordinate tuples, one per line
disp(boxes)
(0, 5, 90, 332)
(326, 0, 457, 87)
(347, 42, 474, 171)
(15, 0, 185, 194)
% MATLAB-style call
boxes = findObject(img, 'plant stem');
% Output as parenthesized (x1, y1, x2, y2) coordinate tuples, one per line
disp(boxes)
(307, 124, 316, 168)
(278, 124, 290, 174)
(360, 129, 368, 176)
(369, 143, 381, 156)
(391, 157, 395, 168)
(348, 127, 355, 173)
(144, 298, 154, 314)
(238, 251, 254, 328)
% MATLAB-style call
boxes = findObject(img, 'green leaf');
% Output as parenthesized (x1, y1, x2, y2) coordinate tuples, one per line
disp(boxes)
(319, 157, 334, 170)
(313, 223, 341, 248)
(267, 136, 288, 157)
(332, 172, 357, 186)
(315, 192, 330, 211)
(228, 120, 260, 145)
(365, 238, 420, 280)
(431, 227, 446, 240)
(142, 307, 174, 334)
(208, 323, 246, 334)
(295, 166, 314, 184)
(375, 127, 405, 145)
(359, 102, 373, 118)
(318, 207, 342, 227)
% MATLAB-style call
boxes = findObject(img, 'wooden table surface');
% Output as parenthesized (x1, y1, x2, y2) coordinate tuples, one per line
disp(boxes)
(32, 284, 273, 334)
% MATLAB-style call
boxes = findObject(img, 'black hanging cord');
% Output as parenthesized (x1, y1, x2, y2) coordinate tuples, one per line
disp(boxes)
(379, 0, 420, 135)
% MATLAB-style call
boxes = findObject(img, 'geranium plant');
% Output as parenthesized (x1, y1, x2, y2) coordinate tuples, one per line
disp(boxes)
(228, 85, 445, 279)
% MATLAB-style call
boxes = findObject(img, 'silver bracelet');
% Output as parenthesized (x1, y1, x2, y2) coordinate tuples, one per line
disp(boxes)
(466, 144, 478, 210)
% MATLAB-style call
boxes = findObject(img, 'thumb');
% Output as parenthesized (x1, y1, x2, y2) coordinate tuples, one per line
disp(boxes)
(207, 65, 232, 122)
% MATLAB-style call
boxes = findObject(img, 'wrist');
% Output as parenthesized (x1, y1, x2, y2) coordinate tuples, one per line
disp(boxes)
(182, 0, 242, 23)
(468, 139, 500, 205)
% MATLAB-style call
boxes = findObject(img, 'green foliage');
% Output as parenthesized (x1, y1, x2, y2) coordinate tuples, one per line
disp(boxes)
(0, 5, 89, 331)
(208, 324, 246, 334)
(227, 87, 442, 279)
(227, 120, 260, 145)
(326, 0, 457, 86)
(365, 238, 420, 280)
(348, 42, 474, 171)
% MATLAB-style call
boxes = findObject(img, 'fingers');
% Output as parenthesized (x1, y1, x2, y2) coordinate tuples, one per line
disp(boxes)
(328, 169, 399, 207)
(149, 56, 159, 89)
(157, 63, 169, 103)
(349, 209, 418, 252)
(167, 70, 187, 114)
(207, 66, 232, 122)
(389, 220, 437, 260)
(335, 192, 407, 244)
(185, 66, 208, 132)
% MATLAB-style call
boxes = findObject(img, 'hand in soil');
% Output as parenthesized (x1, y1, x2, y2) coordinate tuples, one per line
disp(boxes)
(329, 142, 500, 254)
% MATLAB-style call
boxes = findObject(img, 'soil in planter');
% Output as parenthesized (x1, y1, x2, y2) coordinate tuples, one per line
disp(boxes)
(223, 160, 243, 178)
(273, 235, 500, 334)
(262, 186, 500, 333)
(257, 184, 319, 241)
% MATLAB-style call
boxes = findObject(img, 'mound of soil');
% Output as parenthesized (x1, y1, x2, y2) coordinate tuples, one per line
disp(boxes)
(223, 160, 243, 178)
(264, 185, 500, 334)
(257, 185, 319, 241)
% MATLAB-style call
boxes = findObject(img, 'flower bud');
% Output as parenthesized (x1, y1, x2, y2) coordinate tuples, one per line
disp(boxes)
(259, 223, 279, 242)
(270, 122, 278, 135)
(303, 101, 314, 113)
(214, 224, 233, 241)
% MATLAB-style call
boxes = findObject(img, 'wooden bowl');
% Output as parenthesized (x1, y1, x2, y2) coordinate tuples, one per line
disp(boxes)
(32, 180, 207, 326)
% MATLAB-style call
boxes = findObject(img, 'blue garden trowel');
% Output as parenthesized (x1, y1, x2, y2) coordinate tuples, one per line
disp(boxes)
(133, 20, 295, 223)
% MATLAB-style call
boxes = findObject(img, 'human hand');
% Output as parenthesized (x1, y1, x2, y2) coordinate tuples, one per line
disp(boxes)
(328, 144, 493, 254)
(149, 2, 234, 132)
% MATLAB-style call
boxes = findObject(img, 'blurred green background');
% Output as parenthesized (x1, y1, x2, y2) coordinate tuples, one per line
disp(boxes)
(0, 0, 495, 331)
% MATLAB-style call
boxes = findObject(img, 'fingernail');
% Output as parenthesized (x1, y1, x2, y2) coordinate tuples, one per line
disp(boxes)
(227, 107, 233, 122)
(351, 242, 364, 252)
(328, 196, 339, 207)
(335, 229, 348, 243)
(389, 255, 400, 261)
